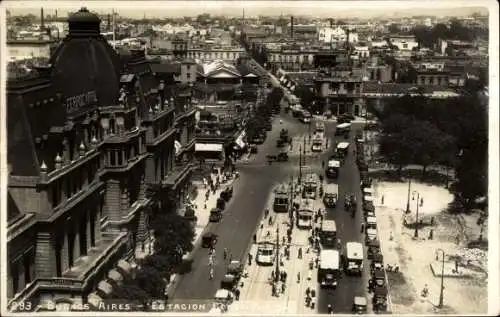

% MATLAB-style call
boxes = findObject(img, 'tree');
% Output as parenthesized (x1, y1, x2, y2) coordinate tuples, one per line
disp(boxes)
(150, 212, 195, 266)
(134, 265, 167, 298)
(110, 277, 151, 303)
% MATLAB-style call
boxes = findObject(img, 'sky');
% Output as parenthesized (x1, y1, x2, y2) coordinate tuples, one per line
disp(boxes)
(3, 1, 491, 19)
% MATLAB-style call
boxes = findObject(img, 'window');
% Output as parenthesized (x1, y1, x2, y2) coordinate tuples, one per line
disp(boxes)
(52, 181, 61, 207)
(11, 262, 19, 294)
(110, 150, 116, 166)
(117, 150, 123, 166)
(186, 72, 191, 79)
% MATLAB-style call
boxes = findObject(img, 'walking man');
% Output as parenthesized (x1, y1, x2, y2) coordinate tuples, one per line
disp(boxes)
(248, 253, 253, 266)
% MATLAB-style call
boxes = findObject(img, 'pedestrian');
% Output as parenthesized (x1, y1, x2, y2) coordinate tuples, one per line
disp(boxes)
(389, 231, 394, 241)
(298, 247, 303, 259)
(248, 253, 253, 265)
(264, 208, 269, 218)
(455, 259, 459, 273)
(305, 295, 311, 307)
(361, 222, 365, 233)
(253, 234, 257, 244)
(268, 216, 273, 226)
(455, 234, 460, 245)
(297, 272, 301, 283)
(282, 236, 286, 245)
(420, 197, 424, 207)
(429, 229, 434, 240)
(234, 288, 240, 300)
(224, 248, 228, 260)
(209, 267, 214, 280)
(272, 283, 277, 297)
(229, 252, 233, 262)
(310, 297, 316, 310)
(271, 270, 275, 281)
(281, 282, 286, 293)
(283, 271, 287, 282)
(310, 289, 316, 298)
(431, 216, 435, 226)
(305, 287, 311, 297)
(381, 194, 384, 205)
(327, 304, 333, 314)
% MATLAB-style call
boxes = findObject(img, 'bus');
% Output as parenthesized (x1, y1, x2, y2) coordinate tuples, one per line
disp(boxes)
(296, 199, 314, 229)
(336, 142, 350, 157)
(273, 184, 290, 213)
(326, 159, 341, 178)
(256, 241, 275, 266)
(335, 123, 351, 137)
(302, 173, 320, 199)
(320, 219, 338, 248)
(344, 242, 364, 276)
(318, 249, 341, 288)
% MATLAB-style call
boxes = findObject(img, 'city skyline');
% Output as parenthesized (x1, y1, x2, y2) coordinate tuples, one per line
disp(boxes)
(4, 1, 491, 19)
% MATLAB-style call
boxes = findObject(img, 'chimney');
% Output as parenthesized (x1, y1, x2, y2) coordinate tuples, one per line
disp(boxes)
(290, 16, 294, 38)
(40, 8, 44, 30)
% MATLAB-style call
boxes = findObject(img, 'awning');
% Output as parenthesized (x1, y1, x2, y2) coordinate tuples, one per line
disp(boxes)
(174, 140, 182, 155)
(117, 259, 132, 273)
(195, 143, 223, 152)
(97, 281, 113, 295)
(108, 269, 123, 282)
(87, 293, 102, 308)
(235, 138, 246, 149)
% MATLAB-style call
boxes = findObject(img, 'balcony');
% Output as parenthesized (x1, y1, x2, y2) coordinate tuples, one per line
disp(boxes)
(141, 105, 175, 124)
(103, 127, 144, 144)
(102, 153, 149, 174)
(162, 162, 195, 189)
(146, 126, 176, 148)
(7, 232, 128, 312)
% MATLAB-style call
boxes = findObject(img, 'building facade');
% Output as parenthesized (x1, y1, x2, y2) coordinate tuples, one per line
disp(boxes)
(6, 8, 196, 311)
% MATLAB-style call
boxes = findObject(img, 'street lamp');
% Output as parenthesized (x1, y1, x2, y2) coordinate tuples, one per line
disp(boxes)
(405, 177, 412, 214)
(412, 190, 420, 238)
(436, 248, 445, 308)
(275, 225, 280, 283)
(299, 144, 303, 184)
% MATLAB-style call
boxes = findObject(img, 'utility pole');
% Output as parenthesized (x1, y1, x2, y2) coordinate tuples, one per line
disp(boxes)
(414, 191, 420, 238)
(289, 176, 294, 228)
(275, 225, 280, 282)
(405, 177, 411, 214)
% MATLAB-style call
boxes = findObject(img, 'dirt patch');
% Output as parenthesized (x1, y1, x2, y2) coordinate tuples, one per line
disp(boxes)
(387, 272, 415, 306)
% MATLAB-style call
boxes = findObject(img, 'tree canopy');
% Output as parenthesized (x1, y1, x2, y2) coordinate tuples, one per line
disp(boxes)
(377, 86, 487, 208)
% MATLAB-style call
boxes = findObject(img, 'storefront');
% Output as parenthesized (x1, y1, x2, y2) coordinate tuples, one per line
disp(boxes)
(195, 143, 224, 161)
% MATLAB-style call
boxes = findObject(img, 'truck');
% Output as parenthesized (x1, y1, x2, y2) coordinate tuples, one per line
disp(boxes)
(323, 183, 339, 208)
(299, 110, 312, 123)
(336, 142, 350, 158)
(344, 241, 364, 276)
(302, 173, 320, 199)
(335, 122, 351, 137)
(319, 219, 338, 248)
(296, 199, 314, 229)
(318, 249, 341, 288)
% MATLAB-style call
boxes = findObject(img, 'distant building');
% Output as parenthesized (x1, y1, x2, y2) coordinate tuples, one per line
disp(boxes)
(7, 39, 56, 62)
(389, 35, 419, 51)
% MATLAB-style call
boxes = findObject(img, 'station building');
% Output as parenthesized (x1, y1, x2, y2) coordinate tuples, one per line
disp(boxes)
(6, 8, 196, 311)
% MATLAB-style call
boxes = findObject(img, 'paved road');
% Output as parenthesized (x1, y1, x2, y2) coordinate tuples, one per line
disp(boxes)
(315, 120, 371, 314)
(171, 116, 303, 300)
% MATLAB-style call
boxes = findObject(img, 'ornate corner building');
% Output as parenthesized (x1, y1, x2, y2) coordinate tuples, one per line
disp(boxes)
(6, 8, 196, 311)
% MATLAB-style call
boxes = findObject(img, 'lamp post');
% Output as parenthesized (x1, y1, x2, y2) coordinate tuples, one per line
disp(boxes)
(412, 190, 420, 238)
(275, 225, 280, 282)
(436, 248, 445, 308)
(289, 176, 294, 226)
(405, 177, 412, 214)
(299, 144, 303, 184)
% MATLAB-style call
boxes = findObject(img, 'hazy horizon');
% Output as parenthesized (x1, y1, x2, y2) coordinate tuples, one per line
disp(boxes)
(4, 1, 491, 19)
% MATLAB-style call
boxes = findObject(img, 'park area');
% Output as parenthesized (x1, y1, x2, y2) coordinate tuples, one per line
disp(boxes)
(370, 179, 488, 314)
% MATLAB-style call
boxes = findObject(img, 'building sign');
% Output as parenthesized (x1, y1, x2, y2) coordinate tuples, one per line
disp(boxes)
(65, 91, 98, 114)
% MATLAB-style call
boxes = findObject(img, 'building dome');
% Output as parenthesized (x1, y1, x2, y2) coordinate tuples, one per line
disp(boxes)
(68, 7, 101, 36)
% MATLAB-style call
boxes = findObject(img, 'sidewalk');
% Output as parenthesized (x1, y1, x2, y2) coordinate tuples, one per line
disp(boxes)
(370, 181, 488, 314)
(231, 186, 320, 314)
(165, 171, 238, 295)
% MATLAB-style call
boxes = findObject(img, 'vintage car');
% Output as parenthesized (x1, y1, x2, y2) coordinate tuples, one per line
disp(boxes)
(352, 296, 368, 314)
(220, 274, 238, 291)
(227, 260, 243, 278)
(367, 239, 382, 260)
(202, 232, 218, 248)
(209, 208, 223, 222)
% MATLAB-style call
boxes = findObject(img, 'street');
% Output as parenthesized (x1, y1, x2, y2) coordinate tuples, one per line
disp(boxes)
(170, 115, 303, 300)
